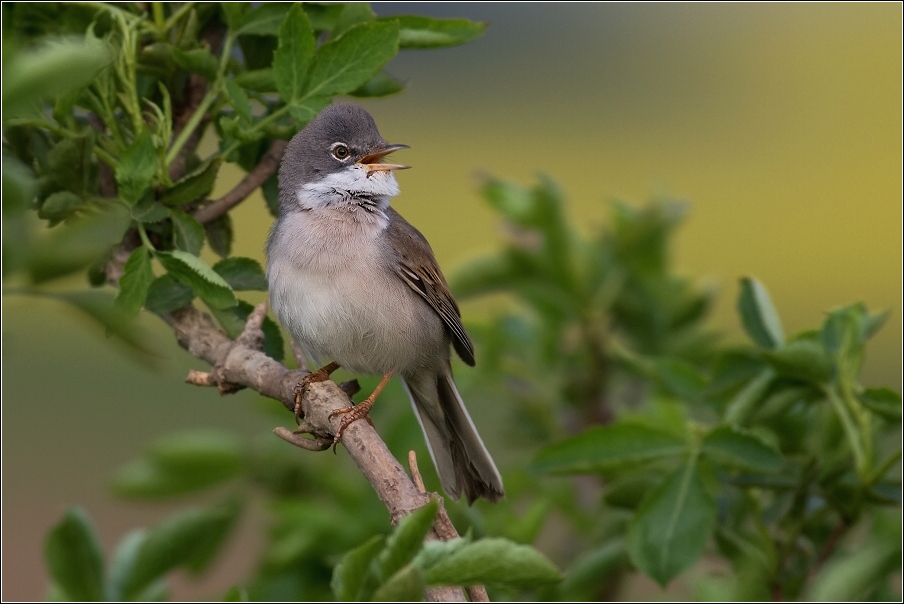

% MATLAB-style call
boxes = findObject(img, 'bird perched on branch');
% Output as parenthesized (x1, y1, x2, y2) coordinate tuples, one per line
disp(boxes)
(267, 103, 504, 504)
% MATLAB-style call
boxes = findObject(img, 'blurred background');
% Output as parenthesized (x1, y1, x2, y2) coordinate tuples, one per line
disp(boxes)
(3, 3, 900, 600)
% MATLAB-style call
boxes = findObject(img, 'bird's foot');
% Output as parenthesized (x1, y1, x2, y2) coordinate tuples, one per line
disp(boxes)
(328, 372, 392, 451)
(293, 361, 341, 427)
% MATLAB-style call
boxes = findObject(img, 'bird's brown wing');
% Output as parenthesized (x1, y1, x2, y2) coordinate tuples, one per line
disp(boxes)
(386, 207, 475, 366)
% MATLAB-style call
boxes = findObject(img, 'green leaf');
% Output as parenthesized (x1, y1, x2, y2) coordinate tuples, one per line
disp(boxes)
(234, 68, 277, 93)
(702, 425, 783, 473)
(224, 79, 252, 122)
(221, 3, 251, 31)
(334, 2, 375, 37)
(331, 535, 384, 601)
(531, 423, 687, 474)
(208, 300, 285, 362)
(273, 4, 316, 104)
(45, 132, 96, 196)
(762, 338, 832, 384)
(44, 508, 105, 602)
(27, 205, 130, 283)
(560, 540, 626, 598)
(262, 173, 279, 217)
(144, 274, 194, 313)
(119, 501, 242, 599)
(236, 3, 293, 36)
(860, 388, 902, 422)
(205, 212, 234, 258)
(372, 564, 424, 602)
(38, 190, 87, 222)
(604, 476, 659, 510)
(737, 277, 784, 349)
(384, 15, 488, 49)
(805, 543, 901, 602)
(131, 196, 171, 223)
(171, 210, 205, 255)
(723, 367, 775, 425)
(303, 21, 400, 98)
(212, 257, 267, 291)
(287, 96, 331, 125)
(223, 585, 250, 601)
(2, 38, 111, 119)
(171, 46, 218, 81)
(107, 530, 147, 601)
(116, 129, 158, 205)
(349, 71, 405, 98)
(378, 501, 437, 581)
(52, 289, 152, 356)
(157, 250, 236, 310)
(417, 538, 562, 588)
(628, 462, 715, 586)
(113, 430, 244, 498)
(115, 246, 154, 317)
(158, 159, 221, 207)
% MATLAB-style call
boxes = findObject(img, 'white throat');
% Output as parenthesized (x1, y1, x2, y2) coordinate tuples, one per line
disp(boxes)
(297, 165, 400, 212)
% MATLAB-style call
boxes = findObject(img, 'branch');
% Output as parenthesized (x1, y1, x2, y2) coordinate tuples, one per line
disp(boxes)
(193, 139, 287, 224)
(171, 303, 484, 602)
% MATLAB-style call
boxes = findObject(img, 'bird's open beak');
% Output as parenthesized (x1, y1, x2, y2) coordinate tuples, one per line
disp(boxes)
(358, 143, 410, 175)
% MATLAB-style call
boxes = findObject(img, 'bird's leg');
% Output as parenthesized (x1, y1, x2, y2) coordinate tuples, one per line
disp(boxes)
(293, 361, 341, 427)
(329, 372, 393, 449)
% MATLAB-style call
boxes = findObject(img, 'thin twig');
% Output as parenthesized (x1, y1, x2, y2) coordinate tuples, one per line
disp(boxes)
(193, 139, 287, 224)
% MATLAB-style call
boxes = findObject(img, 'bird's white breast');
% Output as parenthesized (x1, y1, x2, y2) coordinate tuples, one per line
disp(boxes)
(267, 203, 443, 375)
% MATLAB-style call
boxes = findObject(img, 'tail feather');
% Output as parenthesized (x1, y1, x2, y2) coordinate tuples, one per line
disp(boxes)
(402, 368, 504, 504)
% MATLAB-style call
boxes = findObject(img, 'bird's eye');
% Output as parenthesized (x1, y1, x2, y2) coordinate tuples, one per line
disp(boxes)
(331, 144, 350, 160)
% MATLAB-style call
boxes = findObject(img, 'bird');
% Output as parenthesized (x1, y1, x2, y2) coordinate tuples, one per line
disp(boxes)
(266, 103, 504, 504)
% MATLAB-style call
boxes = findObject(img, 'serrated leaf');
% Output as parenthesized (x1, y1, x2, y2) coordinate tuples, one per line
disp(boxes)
(38, 190, 87, 222)
(171, 46, 218, 81)
(144, 274, 194, 313)
(331, 535, 384, 601)
(171, 210, 205, 255)
(372, 564, 424, 602)
(116, 129, 158, 205)
(702, 425, 783, 473)
(45, 132, 95, 196)
(236, 3, 293, 36)
(763, 339, 832, 384)
(378, 501, 437, 581)
(384, 15, 488, 49)
(224, 79, 252, 122)
(157, 250, 236, 309)
(274, 4, 316, 104)
(208, 300, 285, 362)
(531, 423, 687, 474)
(303, 21, 399, 99)
(737, 277, 784, 349)
(628, 463, 715, 586)
(158, 159, 221, 207)
(234, 68, 276, 93)
(44, 508, 105, 602)
(418, 538, 562, 588)
(118, 501, 242, 599)
(349, 71, 405, 98)
(212, 257, 267, 291)
(860, 388, 902, 422)
(115, 246, 154, 317)
(205, 213, 234, 258)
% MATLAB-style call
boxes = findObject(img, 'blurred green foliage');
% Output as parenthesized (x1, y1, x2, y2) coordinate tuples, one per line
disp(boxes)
(3, 2, 900, 601)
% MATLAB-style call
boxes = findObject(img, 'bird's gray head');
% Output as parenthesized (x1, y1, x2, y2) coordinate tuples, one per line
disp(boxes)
(277, 104, 408, 214)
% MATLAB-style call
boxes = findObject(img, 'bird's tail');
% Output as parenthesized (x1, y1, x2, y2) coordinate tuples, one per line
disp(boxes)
(402, 367, 504, 504)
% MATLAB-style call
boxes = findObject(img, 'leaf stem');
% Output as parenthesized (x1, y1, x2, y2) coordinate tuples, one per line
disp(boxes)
(162, 2, 196, 33)
(152, 2, 165, 30)
(137, 224, 157, 252)
(824, 385, 867, 478)
(165, 35, 234, 166)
